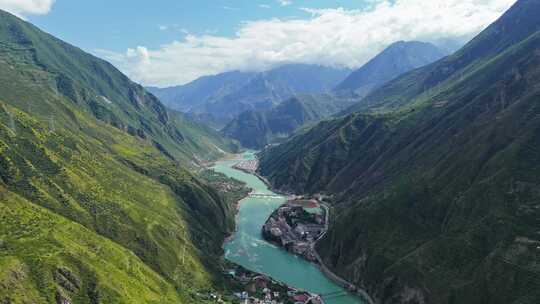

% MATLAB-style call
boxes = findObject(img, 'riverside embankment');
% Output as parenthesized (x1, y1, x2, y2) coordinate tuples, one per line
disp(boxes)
(213, 151, 365, 304)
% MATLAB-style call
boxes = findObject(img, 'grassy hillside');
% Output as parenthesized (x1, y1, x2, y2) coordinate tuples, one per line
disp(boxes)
(222, 93, 357, 149)
(259, 1, 540, 303)
(0, 9, 237, 165)
(0, 10, 244, 303)
(0, 190, 183, 304)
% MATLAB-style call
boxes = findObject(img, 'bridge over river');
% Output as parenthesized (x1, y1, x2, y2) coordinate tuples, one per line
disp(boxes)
(320, 291, 352, 300)
(213, 151, 365, 304)
(249, 193, 289, 199)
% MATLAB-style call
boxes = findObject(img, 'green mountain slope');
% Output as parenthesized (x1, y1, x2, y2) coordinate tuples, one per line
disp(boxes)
(0, 189, 182, 304)
(259, 1, 540, 303)
(223, 41, 446, 150)
(344, 0, 540, 115)
(0, 9, 236, 165)
(0, 10, 243, 303)
(222, 93, 357, 149)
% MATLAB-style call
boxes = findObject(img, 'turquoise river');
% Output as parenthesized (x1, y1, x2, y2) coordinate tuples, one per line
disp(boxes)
(213, 152, 363, 304)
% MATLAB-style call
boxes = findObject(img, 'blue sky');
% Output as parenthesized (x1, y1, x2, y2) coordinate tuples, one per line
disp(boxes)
(27, 1, 370, 53)
(2, 0, 516, 87)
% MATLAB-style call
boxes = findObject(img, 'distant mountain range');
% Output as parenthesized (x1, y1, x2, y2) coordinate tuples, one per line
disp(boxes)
(147, 64, 351, 126)
(222, 93, 358, 149)
(223, 41, 445, 149)
(259, 0, 540, 303)
(335, 41, 447, 96)
(147, 71, 253, 112)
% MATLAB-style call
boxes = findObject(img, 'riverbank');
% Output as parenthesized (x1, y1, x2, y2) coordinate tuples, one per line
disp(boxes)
(223, 263, 324, 304)
(261, 198, 375, 304)
(262, 201, 325, 262)
(210, 155, 325, 303)
(242, 158, 375, 304)
(230, 154, 375, 303)
(213, 152, 365, 304)
(233, 158, 293, 197)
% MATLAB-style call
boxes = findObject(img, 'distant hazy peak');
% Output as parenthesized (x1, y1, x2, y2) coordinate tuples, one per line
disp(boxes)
(335, 40, 445, 93)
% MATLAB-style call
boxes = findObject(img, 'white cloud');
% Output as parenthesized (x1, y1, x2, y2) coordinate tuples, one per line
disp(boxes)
(278, 0, 292, 6)
(0, 0, 55, 16)
(159, 25, 168, 31)
(259, 4, 271, 9)
(98, 0, 516, 87)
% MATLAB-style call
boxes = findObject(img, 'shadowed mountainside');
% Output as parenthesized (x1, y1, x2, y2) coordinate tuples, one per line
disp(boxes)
(259, 1, 540, 303)
(224, 41, 445, 150)
(222, 93, 358, 149)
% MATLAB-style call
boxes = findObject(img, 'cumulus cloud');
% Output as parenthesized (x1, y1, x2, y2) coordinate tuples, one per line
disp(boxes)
(97, 0, 516, 87)
(0, 0, 55, 16)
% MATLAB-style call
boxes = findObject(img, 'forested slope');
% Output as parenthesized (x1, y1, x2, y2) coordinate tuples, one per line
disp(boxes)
(222, 93, 356, 149)
(259, 1, 540, 303)
(0, 10, 241, 303)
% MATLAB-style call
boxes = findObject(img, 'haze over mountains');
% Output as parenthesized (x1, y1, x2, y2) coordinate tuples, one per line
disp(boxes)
(148, 64, 351, 126)
(259, 0, 540, 303)
(335, 41, 447, 95)
(222, 93, 358, 149)
(222, 41, 446, 149)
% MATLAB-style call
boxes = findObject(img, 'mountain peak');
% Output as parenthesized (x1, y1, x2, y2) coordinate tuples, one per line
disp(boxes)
(334, 40, 445, 94)
(343, 0, 540, 114)
(149, 64, 351, 126)
(455, 0, 540, 60)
